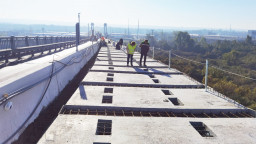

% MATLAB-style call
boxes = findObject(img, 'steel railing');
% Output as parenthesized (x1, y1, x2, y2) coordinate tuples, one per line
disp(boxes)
(0, 37, 90, 63)
(0, 36, 89, 50)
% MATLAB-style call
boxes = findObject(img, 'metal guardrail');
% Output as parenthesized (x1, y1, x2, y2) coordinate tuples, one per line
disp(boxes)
(0, 38, 90, 63)
(0, 36, 89, 50)
(1, 36, 68, 49)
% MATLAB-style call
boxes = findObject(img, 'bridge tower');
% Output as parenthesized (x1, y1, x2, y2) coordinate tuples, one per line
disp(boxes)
(104, 23, 108, 37)
(91, 23, 94, 37)
(88, 23, 90, 36)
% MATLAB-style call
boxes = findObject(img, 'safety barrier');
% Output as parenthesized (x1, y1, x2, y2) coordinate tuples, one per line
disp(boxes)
(0, 38, 90, 63)
(0, 36, 89, 50)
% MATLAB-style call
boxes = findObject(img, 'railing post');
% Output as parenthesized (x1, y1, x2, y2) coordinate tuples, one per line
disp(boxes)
(51, 36, 53, 43)
(92, 41, 94, 54)
(44, 36, 47, 44)
(10, 36, 15, 49)
(36, 36, 39, 45)
(25, 36, 29, 46)
(169, 50, 171, 69)
(153, 46, 155, 59)
(205, 59, 208, 91)
(76, 22, 80, 52)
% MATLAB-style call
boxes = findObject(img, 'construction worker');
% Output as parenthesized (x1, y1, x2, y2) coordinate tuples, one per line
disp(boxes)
(126, 41, 137, 66)
(116, 38, 123, 50)
(100, 36, 107, 46)
(139, 39, 150, 66)
(119, 38, 123, 47)
(116, 42, 121, 50)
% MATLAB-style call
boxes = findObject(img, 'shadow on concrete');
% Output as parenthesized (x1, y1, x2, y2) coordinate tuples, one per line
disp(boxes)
(149, 68, 171, 78)
(79, 84, 87, 100)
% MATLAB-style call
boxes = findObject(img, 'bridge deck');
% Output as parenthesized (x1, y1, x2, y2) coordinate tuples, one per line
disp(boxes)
(38, 42, 256, 144)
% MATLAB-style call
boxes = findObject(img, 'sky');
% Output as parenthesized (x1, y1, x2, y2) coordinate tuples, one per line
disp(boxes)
(1, 0, 256, 30)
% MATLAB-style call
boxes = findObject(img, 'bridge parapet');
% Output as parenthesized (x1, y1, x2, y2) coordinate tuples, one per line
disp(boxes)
(0, 37, 90, 65)
(0, 36, 88, 50)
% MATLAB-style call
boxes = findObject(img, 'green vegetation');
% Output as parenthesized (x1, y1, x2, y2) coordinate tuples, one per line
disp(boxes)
(147, 31, 256, 110)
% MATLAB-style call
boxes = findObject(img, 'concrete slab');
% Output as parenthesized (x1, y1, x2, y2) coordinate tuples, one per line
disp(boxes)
(147, 67, 181, 73)
(94, 60, 111, 65)
(97, 57, 158, 62)
(97, 57, 128, 61)
(67, 86, 239, 109)
(83, 72, 199, 85)
(38, 115, 256, 144)
(90, 66, 180, 73)
(91, 63, 180, 73)
(38, 43, 256, 144)
(94, 61, 166, 67)
(96, 54, 144, 60)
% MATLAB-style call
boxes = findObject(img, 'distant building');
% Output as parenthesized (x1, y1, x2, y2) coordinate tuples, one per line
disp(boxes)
(248, 30, 256, 39)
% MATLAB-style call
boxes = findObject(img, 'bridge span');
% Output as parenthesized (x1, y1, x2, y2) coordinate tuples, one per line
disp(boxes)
(35, 41, 256, 144)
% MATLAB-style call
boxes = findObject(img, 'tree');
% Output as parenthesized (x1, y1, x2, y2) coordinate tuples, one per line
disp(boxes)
(157, 39, 171, 50)
(174, 31, 195, 50)
(222, 50, 239, 65)
(245, 35, 252, 45)
(199, 37, 208, 48)
(146, 34, 157, 47)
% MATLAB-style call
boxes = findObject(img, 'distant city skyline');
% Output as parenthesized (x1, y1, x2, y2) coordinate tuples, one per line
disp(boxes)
(1, 0, 256, 30)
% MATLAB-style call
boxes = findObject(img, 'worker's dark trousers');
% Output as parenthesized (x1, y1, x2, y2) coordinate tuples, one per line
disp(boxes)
(140, 53, 147, 65)
(127, 54, 133, 66)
